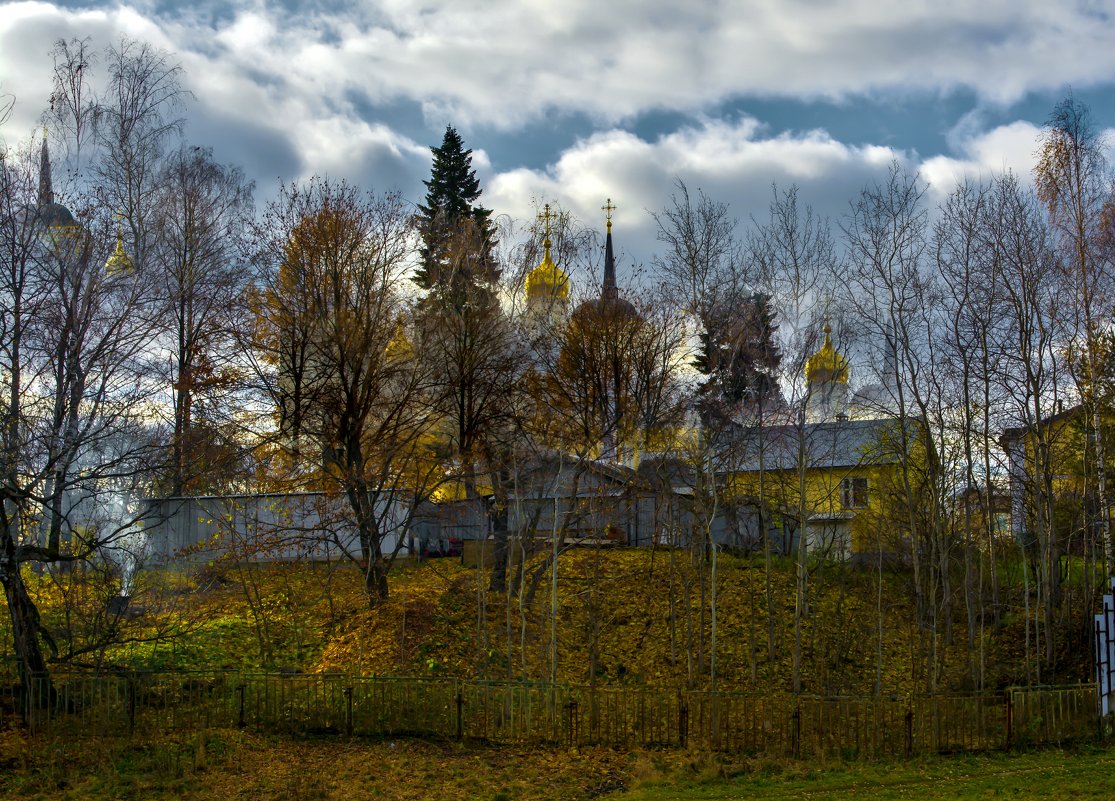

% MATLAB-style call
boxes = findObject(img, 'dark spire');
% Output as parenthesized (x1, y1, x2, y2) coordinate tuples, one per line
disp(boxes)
(38, 130, 53, 207)
(35, 129, 77, 230)
(602, 198, 617, 301)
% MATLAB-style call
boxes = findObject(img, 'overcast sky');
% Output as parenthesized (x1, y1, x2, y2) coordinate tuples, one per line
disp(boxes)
(3, 0, 1115, 276)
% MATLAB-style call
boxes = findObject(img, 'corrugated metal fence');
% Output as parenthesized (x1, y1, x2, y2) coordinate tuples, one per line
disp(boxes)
(10, 672, 1099, 757)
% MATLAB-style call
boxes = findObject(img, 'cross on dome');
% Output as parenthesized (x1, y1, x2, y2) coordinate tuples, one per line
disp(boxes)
(601, 198, 616, 233)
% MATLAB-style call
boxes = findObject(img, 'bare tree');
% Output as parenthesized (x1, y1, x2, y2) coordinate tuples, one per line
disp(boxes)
(985, 173, 1068, 679)
(45, 38, 100, 169)
(936, 178, 999, 688)
(750, 183, 842, 692)
(843, 163, 956, 690)
(0, 140, 160, 695)
(415, 218, 526, 594)
(652, 179, 746, 319)
(251, 179, 435, 605)
(151, 145, 254, 495)
(94, 38, 189, 274)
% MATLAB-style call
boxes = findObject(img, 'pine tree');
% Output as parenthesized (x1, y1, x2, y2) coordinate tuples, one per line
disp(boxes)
(696, 293, 783, 423)
(414, 126, 496, 290)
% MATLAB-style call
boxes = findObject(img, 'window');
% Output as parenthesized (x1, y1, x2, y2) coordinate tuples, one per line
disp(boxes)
(841, 477, 869, 510)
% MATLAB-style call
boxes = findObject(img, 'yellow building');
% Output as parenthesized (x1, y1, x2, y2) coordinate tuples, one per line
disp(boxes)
(722, 326, 921, 561)
(1000, 404, 1109, 548)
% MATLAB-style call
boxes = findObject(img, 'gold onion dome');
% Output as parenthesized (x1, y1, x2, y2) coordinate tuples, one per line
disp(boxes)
(526, 237, 570, 302)
(805, 324, 850, 385)
(104, 231, 133, 274)
(385, 320, 415, 361)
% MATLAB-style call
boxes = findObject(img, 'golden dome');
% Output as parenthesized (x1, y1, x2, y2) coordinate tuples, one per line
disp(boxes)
(385, 320, 415, 361)
(104, 231, 133, 274)
(804, 324, 849, 385)
(526, 238, 570, 303)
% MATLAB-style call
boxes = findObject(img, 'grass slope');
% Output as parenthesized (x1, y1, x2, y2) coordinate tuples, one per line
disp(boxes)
(18, 547, 1090, 693)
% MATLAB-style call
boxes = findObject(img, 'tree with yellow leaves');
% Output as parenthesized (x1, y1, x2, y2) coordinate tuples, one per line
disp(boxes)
(251, 179, 438, 604)
(1035, 95, 1115, 567)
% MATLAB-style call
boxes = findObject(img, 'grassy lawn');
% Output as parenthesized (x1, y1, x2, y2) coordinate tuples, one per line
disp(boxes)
(618, 746, 1115, 800)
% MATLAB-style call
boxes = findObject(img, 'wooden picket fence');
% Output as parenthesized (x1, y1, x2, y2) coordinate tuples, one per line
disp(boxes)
(12, 671, 1100, 758)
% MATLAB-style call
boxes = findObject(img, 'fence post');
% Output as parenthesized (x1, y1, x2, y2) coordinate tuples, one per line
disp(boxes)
(792, 701, 802, 759)
(127, 676, 136, 735)
(567, 699, 578, 747)
(237, 684, 246, 728)
(678, 694, 689, 749)
(904, 707, 914, 758)
(23, 675, 33, 736)
(1005, 691, 1013, 750)
(456, 688, 464, 741)
(344, 686, 354, 736)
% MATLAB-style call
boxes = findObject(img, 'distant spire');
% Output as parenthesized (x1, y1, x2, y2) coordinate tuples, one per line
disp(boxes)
(601, 198, 617, 300)
(38, 127, 53, 207)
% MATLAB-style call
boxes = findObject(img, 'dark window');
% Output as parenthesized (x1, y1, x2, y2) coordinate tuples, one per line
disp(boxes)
(841, 477, 869, 510)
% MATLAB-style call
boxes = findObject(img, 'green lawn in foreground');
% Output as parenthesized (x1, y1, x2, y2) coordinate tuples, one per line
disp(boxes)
(618, 746, 1115, 800)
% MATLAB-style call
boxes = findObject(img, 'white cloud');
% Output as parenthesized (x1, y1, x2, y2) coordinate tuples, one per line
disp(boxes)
(920, 121, 1044, 203)
(486, 118, 908, 268)
(0, 0, 1104, 275)
(5, 0, 1115, 137)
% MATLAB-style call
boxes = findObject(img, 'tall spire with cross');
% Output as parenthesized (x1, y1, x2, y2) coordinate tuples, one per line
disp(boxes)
(601, 198, 617, 301)
(38, 127, 53, 207)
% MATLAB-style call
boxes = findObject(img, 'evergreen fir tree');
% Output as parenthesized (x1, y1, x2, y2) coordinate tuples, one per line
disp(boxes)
(415, 126, 497, 290)
(696, 293, 783, 424)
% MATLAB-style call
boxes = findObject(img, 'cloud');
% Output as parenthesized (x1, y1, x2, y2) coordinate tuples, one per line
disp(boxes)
(5, 0, 1115, 138)
(0, 0, 1102, 275)
(922, 118, 1115, 207)
(486, 117, 908, 268)
(920, 120, 1044, 202)
(0, 1, 434, 197)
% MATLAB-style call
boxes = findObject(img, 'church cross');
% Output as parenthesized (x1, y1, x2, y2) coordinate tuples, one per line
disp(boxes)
(601, 198, 616, 232)
(537, 203, 556, 239)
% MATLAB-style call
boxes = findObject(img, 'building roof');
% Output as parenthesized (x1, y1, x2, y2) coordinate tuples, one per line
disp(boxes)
(1000, 403, 1084, 445)
(718, 416, 912, 472)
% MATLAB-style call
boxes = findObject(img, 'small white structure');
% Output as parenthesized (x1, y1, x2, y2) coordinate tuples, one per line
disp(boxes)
(1095, 577, 1115, 716)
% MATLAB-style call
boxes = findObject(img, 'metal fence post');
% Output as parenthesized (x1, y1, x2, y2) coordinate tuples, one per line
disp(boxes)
(344, 686, 354, 736)
(904, 707, 914, 758)
(678, 695, 689, 749)
(456, 688, 464, 741)
(237, 684, 246, 728)
(22, 677, 31, 736)
(1005, 691, 1013, 750)
(567, 699, 578, 747)
(792, 701, 802, 759)
(127, 676, 136, 735)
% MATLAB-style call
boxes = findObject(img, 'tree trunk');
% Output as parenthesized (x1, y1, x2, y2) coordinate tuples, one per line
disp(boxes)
(364, 556, 389, 606)
(488, 471, 510, 593)
(0, 554, 53, 707)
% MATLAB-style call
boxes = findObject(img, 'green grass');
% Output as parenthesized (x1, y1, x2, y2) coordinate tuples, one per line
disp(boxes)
(618, 746, 1115, 800)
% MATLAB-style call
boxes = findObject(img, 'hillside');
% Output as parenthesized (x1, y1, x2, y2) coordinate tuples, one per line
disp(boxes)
(25, 546, 1088, 695)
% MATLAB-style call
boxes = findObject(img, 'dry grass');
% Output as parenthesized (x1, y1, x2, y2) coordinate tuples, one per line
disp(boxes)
(20, 547, 1089, 693)
(0, 726, 637, 801)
